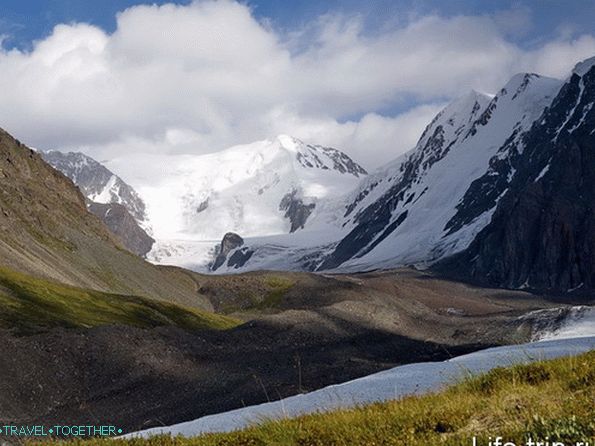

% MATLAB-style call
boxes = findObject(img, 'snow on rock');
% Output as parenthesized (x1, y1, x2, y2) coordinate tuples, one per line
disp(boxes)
(42, 150, 149, 225)
(128, 335, 595, 439)
(518, 306, 595, 341)
(133, 73, 563, 274)
(147, 239, 219, 271)
(318, 73, 563, 272)
(572, 56, 595, 77)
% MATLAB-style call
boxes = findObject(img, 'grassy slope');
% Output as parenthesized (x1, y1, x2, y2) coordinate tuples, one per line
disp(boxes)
(30, 350, 595, 446)
(0, 266, 240, 336)
(0, 129, 213, 310)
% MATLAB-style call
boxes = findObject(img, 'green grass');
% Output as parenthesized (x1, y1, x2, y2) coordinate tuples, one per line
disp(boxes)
(28, 350, 595, 446)
(0, 267, 241, 335)
(254, 275, 295, 310)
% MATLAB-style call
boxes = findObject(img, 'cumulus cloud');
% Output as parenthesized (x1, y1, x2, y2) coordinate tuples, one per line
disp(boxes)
(0, 0, 593, 169)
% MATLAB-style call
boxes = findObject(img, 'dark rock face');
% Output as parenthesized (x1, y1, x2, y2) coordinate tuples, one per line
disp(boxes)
(227, 247, 255, 269)
(196, 198, 209, 214)
(439, 66, 595, 293)
(279, 190, 316, 233)
(212, 232, 245, 271)
(317, 146, 368, 177)
(87, 202, 155, 257)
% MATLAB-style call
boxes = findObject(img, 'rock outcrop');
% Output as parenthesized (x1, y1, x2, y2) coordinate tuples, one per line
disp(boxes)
(279, 190, 316, 233)
(211, 232, 247, 271)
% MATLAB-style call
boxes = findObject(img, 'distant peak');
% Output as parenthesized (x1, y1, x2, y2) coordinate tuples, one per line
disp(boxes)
(502, 72, 539, 92)
(450, 89, 492, 108)
(273, 134, 366, 177)
(276, 134, 303, 152)
(467, 89, 493, 100)
(573, 55, 595, 77)
(436, 89, 491, 122)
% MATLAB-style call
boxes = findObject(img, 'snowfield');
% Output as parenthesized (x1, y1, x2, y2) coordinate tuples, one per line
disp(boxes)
(105, 135, 368, 271)
(128, 311, 594, 439)
(107, 135, 366, 242)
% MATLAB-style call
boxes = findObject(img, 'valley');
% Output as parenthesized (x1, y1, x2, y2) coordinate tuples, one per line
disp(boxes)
(0, 265, 588, 433)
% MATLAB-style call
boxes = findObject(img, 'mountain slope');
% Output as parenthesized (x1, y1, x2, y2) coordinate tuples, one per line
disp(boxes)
(0, 128, 209, 309)
(317, 73, 563, 272)
(42, 150, 148, 223)
(42, 150, 154, 257)
(0, 266, 238, 336)
(87, 202, 155, 257)
(439, 58, 595, 292)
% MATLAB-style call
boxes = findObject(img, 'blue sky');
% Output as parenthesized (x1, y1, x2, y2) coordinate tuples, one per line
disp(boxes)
(2, 0, 593, 50)
(0, 1, 594, 167)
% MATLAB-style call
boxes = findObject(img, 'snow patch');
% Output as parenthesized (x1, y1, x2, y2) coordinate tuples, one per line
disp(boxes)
(534, 163, 550, 182)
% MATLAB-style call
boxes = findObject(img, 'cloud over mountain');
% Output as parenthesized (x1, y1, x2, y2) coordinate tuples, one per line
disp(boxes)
(0, 0, 594, 167)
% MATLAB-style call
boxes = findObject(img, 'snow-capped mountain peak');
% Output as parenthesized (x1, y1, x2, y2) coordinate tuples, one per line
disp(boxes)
(340, 88, 492, 229)
(275, 134, 367, 177)
(276, 134, 302, 152)
(315, 72, 563, 272)
(106, 136, 367, 248)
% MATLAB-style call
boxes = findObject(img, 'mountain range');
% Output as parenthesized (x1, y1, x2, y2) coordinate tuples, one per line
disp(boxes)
(43, 56, 595, 296)
(3, 128, 555, 430)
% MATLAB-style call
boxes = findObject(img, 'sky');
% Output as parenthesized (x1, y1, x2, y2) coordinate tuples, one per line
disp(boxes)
(0, 0, 594, 169)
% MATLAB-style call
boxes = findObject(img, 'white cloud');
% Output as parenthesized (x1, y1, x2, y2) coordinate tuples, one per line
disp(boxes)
(0, 0, 593, 169)
(521, 34, 595, 78)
